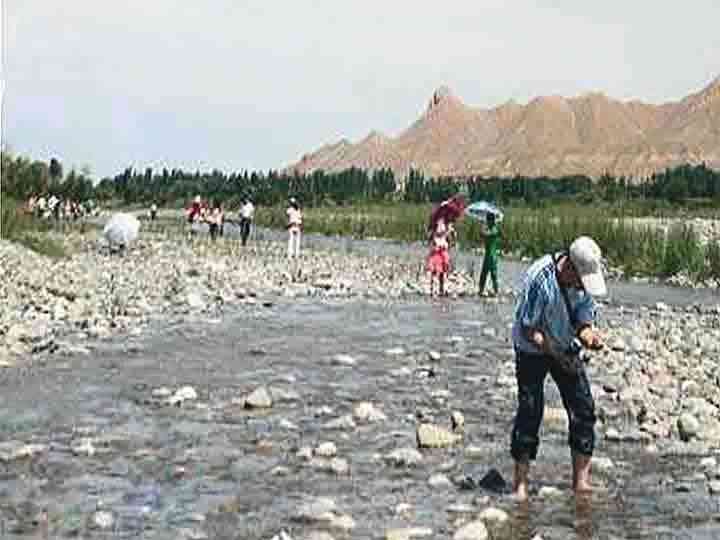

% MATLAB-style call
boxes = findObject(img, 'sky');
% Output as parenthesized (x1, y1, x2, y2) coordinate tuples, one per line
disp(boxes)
(2, 0, 719, 179)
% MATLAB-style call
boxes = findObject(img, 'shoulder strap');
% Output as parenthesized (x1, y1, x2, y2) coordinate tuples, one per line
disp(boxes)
(553, 251, 577, 327)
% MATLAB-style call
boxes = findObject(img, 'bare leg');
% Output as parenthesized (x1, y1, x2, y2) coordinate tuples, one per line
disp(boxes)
(572, 452, 593, 494)
(512, 460, 530, 502)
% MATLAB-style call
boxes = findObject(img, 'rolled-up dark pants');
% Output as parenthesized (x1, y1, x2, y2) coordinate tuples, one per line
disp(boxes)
(510, 350, 596, 461)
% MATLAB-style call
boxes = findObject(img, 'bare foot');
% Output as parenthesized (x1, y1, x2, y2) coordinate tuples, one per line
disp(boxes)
(511, 483, 529, 502)
(574, 479, 593, 494)
(512, 460, 530, 502)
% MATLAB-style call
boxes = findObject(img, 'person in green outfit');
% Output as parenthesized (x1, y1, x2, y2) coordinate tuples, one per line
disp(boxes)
(478, 213, 501, 296)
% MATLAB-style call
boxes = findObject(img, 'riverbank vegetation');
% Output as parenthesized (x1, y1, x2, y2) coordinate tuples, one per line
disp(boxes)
(253, 202, 720, 281)
(2, 149, 719, 280)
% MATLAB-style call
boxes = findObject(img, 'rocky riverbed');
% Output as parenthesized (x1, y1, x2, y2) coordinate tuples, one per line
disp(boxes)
(2, 228, 720, 539)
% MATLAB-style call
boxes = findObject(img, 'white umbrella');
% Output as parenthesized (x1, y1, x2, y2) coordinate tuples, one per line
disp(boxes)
(103, 213, 141, 247)
(464, 201, 504, 223)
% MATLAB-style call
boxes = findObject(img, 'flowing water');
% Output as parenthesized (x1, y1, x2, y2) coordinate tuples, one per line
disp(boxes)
(2, 294, 720, 539)
(6, 221, 719, 539)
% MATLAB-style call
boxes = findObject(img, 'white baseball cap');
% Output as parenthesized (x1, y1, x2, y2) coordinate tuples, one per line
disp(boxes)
(569, 236, 607, 296)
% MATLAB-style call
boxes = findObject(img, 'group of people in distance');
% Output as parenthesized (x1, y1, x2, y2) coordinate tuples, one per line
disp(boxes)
(185, 196, 227, 242)
(183, 195, 302, 256)
(426, 203, 500, 298)
(25, 194, 96, 222)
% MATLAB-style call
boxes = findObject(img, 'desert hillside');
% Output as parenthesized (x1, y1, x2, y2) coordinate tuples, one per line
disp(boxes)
(287, 76, 720, 179)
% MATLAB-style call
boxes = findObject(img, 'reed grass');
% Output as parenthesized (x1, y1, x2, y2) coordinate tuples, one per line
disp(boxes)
(254, 202, 720, 281)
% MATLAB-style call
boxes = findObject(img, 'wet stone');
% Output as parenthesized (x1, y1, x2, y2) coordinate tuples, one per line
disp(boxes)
(353, 401, 387, 423)
(332, 354, 357, 366)
(478, 507, 510, 536)
(538, 486, 564, 499)
(678, 413, 701, 442)
(427, 350, 442, 362)
(0, 441, 47, 462)
(242, 386, 273, 409)
(71, 438, 97, 457)
(708, 481, 720, 495)
(304, 533, 336, 540)
(386, 527, 434, 540)
(417, 423, 461, 449)
(91, 510, 115, 530)
(314, 441, 338, 457)
(428, 473, 453, 488)
(446, 503, 476, 514)
(453, 520, 488, 540)
(324, 415, 356, 430)
(385, 448, 423, 467)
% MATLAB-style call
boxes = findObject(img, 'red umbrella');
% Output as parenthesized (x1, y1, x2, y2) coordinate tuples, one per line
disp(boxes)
(429, 194, 466, 230)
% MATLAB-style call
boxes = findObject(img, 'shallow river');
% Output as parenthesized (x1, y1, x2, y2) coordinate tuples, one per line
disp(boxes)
(2, 292, 720, 539)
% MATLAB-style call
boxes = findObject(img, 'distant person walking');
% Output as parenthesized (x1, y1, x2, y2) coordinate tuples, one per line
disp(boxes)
(478, 213, 501, 296)
(239, 197, 255, 247)
(150, 202, 158, 222)
(208, 200, 224, 242)
(186, 196, 202, 237)
(286, 197, 303, 259)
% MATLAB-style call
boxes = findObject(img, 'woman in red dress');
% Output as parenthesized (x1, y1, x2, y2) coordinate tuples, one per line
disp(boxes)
(427, 217, 454, 297)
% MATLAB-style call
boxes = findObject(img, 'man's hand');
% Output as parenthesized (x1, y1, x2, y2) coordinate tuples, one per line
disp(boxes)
(578, 326, 604, 350)
(528, 329, 553, 355)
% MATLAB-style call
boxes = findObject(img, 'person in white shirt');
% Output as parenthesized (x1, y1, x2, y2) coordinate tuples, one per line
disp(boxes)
(239, 197, 255, 246)
(286, 197, 303, 258)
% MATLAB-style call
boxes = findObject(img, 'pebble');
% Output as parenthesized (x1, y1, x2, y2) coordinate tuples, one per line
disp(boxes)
(314, 442, 338, 457)
(537, 486, 564, 499)
(92, 511, 115, 530)
(324, 415, 356, 430)
(385, 448, 423, 467)
(71, 438, 97, 457)
(332, 354, 357, 366)
(169, 385, 198, 405)
(242, 387, 273, 409)
(453, 520, 488, 540)
(353, 402, 387, 423)
(428, 473, 453, 488)
(386, 527, 433, 540)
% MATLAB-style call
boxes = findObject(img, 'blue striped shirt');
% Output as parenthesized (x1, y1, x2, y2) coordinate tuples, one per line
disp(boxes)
(512, 253, 597, 354)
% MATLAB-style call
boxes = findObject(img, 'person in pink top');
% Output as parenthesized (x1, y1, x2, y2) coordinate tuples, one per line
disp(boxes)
(427, 217, 454, 296)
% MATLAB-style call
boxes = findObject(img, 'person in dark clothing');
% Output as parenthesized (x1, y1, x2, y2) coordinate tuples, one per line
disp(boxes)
(478, 213, 501, 296)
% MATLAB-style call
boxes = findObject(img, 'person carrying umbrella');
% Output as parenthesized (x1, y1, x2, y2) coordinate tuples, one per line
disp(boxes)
(478, 212, 501, 296)
(426, 195, 465, 297)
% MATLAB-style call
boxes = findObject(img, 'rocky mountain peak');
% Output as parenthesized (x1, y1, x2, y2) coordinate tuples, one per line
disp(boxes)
(286, 75, 720, 179)
(426, 85, 463, 115)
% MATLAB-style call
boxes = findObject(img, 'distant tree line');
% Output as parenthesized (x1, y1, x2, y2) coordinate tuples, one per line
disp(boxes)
(1, 151, 94, 202)
(3, 149, 719, 209)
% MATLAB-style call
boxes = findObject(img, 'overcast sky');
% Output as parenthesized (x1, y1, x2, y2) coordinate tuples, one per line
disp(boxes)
(3, 0, 719, 179)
